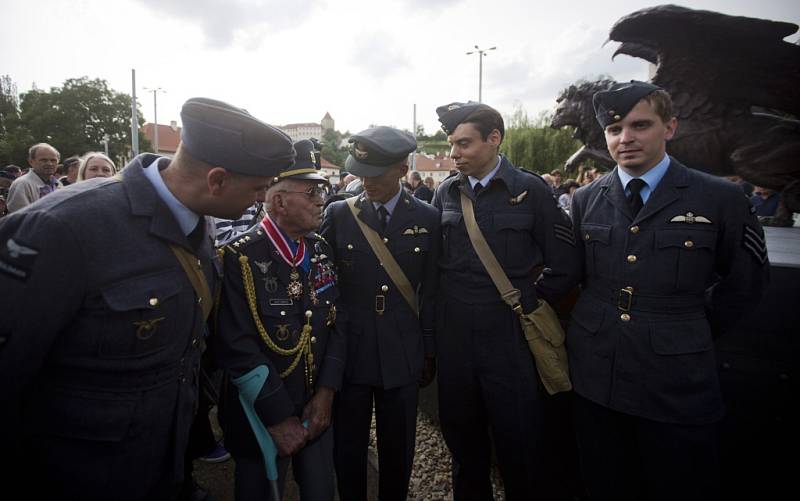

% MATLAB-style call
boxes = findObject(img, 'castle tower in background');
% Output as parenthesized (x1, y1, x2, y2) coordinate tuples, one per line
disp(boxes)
(321, 112, 334, 132)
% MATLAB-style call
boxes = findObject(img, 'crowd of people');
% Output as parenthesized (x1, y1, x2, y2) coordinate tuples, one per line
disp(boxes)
(0, 82, 771, 501)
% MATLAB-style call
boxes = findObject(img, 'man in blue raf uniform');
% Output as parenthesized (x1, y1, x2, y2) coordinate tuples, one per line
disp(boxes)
(569, 81, 769, 501)
(0, 97, 294, 500)
(321, 126, 440, 501)
(433, 102, 581, 501)
(212, 138, 345, 501)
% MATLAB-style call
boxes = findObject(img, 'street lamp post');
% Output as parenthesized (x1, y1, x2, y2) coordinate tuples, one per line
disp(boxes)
(465, 45, 496, 102)
(144, 87, 165, 153)
(102, 134, 110, 156)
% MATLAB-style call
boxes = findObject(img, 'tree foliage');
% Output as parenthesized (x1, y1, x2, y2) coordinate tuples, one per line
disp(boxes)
(321, 128, 349, 167)
(501, 106, 582, 174)
(0, 75, 150, 167)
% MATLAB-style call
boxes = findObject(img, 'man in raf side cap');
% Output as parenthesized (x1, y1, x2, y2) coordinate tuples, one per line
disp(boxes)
(212, 137, 345, 500)
(320, 126, 440, 501)
(569, 81, 769, 501)
(0, 97, 294, 500)
(432, 101, 581, 501)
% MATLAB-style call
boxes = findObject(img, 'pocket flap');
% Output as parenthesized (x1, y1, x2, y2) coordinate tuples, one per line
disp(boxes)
(655, 228, 717, 251)
(100, 270, 184, 312)
(650, 317, 713, 355)
(441, 210, 463, 227)
(494, 213, 532, 231)
(580, 224, 611, 245)
(522, 301, 566, 347)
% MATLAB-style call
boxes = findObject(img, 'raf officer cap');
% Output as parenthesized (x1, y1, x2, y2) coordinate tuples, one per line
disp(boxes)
(593, 81, 663, 128)
(274, 139, 328, 184)
(180, 97, 295, 178)
(344, 126, 416, 178)
(436, 101, 494, 135)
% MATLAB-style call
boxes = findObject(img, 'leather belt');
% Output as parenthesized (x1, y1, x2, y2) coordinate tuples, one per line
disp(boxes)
(584, 283, 706, 313)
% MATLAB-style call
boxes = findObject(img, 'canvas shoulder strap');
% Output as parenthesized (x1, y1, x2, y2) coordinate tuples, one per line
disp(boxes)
(169, 243, 213, 320)
(459, 191, 523, 312)
(346, 197, 419, 317)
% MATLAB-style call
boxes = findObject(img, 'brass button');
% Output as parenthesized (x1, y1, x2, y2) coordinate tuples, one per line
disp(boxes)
(347, 244, 354, 250)
(311, 336, 317, 344)
(620, 313, 631, 322)
(414, 247, 421, 253)
(196, 259, 202, 268)
(280, 310, 286, 316)
(381, 285, 389, 292)
(192, 338, 198, 347)
(684, 240, 694, 248)
(197, 297, 202, 304)
(584, 233, 590, 240)
(627, 255, 637, 263)
(383, 237, 389, 243)
(149, 297, 159, 307)
(613, 114, 621, 121)
(630, 226, 640, 234)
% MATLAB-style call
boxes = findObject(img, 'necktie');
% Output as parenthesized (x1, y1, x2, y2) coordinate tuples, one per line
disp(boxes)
(187, 219, 205, 251)
(628, 178, 647, 216)
(473, 182, 484, 196)
(377, 205, 389, 233)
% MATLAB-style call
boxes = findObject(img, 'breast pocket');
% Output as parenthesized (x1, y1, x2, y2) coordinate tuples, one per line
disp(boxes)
(441, 210, 463, 260)
(493, 212, 534, 265)
(394, 233, 431, 281)
(97, 269, 191, 359)
(580, 223, 612, 277)
(654, 228, 717, 291)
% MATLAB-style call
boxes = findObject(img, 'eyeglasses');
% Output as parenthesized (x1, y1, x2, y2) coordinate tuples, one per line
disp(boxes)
(277, 185, 328, 199)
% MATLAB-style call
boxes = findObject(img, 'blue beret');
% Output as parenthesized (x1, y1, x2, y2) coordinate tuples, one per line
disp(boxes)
(592, 81, 663, 128)
(436, 101, 494, 135)
(344, 126, 416, 178)
(276, 139, 328, 183)
(180, 97, 295, 177)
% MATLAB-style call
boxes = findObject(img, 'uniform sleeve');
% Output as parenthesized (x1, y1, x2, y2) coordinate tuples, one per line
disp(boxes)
(210, 248, 295, 426)
(708, 191, 770, 336)
(569, 187, 589, 284)
(0, 210, 86, 433)
(419, 211, 441, 358)
(533, 183, 582, 304)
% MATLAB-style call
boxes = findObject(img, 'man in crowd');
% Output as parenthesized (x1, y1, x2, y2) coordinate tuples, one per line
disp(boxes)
(59, 156, 81, 186)
(568, 81, 769, 500)
(432, 102, 580, 500)
(213, 138, 344, 500)
(5, 142, 61, 212)
(322, 126, 440, 501)
(0, 97, 294, 500)
(409, 170, 433, 203)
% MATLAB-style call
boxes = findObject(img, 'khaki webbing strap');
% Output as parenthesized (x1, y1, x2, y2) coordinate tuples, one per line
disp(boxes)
(169, 244, 213, 320)
(459, 191, 523, 312)
(346, 197, 419, 317)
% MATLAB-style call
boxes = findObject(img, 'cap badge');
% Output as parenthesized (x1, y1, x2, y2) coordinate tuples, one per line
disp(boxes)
(354, 144, 369, 160)
(447, 104, 461, 111)
(310, 150, 317, 165)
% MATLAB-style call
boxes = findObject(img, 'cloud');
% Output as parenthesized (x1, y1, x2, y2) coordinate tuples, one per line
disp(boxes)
(348, 32, 411, 79)
(400, 0, 463, 9)
(134, 0, 320, 48)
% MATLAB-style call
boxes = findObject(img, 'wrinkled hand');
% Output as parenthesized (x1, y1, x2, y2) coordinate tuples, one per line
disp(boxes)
(419, 357, 436, 388)
(301, 386, 334, 441)
(268, 416, 308, 457)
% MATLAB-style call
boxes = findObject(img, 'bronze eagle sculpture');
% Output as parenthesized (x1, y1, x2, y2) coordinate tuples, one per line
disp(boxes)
(551, 4, 800, 215)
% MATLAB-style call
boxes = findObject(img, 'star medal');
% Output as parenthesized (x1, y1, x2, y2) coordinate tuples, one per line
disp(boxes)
(287, 268, 303, 299)
(309, 285, 319, 306)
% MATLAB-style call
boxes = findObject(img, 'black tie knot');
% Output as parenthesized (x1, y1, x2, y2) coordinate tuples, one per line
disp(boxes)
(627, 178, 647, 216)
(629, 178, 646, 195)
(377, 205, 389, 233)
(473, 182, 484, 196)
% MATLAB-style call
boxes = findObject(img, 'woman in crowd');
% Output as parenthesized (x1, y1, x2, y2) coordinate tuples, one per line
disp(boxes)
(77, 152, 116, 181)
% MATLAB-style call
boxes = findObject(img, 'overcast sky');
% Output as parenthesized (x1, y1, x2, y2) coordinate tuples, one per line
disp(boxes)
(1, 0, 797, 137)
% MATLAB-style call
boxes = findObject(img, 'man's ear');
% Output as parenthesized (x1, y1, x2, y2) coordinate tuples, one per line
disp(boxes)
(487, 129, 502, 147)
(207, 167, 228, 196)
(397, 164, 409, 178)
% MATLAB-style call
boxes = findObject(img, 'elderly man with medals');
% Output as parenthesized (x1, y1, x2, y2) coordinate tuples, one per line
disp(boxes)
(212, 139, 345, 501)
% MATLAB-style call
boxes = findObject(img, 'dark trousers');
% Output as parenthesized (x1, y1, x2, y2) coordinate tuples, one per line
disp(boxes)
(437, 295, 572, 501)
(573, 394, 720, 501)
(234, 427, 334, 501)
(333, 381, 419, 501)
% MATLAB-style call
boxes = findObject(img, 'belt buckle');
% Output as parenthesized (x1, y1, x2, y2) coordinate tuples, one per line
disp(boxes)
(617, 287, 634, 311)
(375, 295, 385, 315)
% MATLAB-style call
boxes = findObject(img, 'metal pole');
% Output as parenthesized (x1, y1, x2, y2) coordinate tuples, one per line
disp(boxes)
(412, 103, 417, 171)
(478, 52, 483, 102)
(153, 90, 159, 153)
(131, 69, 139, 156)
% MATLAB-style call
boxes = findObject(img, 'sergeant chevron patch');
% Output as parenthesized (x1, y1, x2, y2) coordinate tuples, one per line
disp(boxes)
(554, 223, 575, 247)
(742, 225, 767, 264)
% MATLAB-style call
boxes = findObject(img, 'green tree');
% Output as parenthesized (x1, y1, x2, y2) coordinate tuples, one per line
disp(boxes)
(321, 128, 348, 167)
(0, 75, 31, 167)
(501, 105, 582, 175)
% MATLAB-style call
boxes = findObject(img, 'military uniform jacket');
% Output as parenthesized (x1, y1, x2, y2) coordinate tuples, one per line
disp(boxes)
(0, 154, 216, 493)
(432, 156, 580, 309)
(569, 158, 769, 425)
(212, 226, 344, 457)
(321, 189, 440, 389)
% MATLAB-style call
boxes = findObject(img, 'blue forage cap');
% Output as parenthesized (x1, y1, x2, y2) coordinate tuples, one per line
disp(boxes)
(344, 126, 416, 178)
(275, 139, 328, 183)
(180, 97, 295, 177)
(435, 101, 494, 135)
(592, 81, 663, 128)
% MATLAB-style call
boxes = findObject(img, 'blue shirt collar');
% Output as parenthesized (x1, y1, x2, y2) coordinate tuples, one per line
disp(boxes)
(468, 156, 502, 189)
(142, 156, 200, 235)
(616, 154, 671, 203)
(372, 184, 403, 216)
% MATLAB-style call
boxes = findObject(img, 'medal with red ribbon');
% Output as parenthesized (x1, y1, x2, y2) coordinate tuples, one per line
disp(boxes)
(261, 214, 306, 300)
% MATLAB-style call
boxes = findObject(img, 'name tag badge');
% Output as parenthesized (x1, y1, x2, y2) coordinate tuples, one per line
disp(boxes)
(269, 298, 293, 306)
